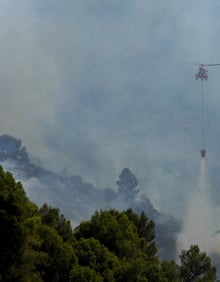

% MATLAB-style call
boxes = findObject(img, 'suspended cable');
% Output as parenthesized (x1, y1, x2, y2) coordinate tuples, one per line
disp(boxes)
(195, 61, 220, 157)
(200, 81, 206, 158)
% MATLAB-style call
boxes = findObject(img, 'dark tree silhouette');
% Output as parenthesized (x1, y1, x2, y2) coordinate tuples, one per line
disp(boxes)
(116, 168, 139, 201)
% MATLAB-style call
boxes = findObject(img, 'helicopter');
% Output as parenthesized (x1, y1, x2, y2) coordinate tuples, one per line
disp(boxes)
(195, 62, 220, 158)
(195, 62, 220, 81)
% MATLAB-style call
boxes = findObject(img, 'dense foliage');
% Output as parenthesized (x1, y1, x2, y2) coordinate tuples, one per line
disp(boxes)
(0, 166, 217, 281)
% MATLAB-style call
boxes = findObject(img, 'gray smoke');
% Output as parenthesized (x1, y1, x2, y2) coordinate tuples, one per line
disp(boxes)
(178, 160, 219, 252)
(1, 1, 220, 220)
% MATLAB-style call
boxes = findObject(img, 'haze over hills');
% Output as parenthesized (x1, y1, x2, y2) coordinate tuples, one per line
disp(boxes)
(1, 1, 220, 274)
(2, 134, 220, 277)
(0, 134, 180, 260)
(1, 1, 220, 221)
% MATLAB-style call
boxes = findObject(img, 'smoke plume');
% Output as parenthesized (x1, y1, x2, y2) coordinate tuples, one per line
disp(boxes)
(178, 159, 220, 257)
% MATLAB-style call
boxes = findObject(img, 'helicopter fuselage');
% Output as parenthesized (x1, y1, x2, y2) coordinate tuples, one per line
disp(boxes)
(196, 66, 208, 80)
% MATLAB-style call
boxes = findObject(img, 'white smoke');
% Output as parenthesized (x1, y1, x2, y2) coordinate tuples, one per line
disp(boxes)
(177, 159, 220, 257)
(0, 0, 220, 222)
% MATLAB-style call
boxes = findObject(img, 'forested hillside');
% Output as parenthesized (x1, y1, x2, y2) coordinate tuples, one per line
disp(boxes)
(0, 135, 180, 260)
(0, 166, 217, 281)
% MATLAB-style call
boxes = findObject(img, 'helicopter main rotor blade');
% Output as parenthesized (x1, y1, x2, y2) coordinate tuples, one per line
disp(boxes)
(205, 64, 220, 66)
(193, 61, 202, 66)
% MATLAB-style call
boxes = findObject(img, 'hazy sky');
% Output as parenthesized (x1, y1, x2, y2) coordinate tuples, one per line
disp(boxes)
(1, 1, 220, 217)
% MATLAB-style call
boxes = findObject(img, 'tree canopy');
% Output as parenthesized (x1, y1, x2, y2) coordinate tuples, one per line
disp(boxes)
(179, 245, 216, 282)
(0, 165, 217, 281)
